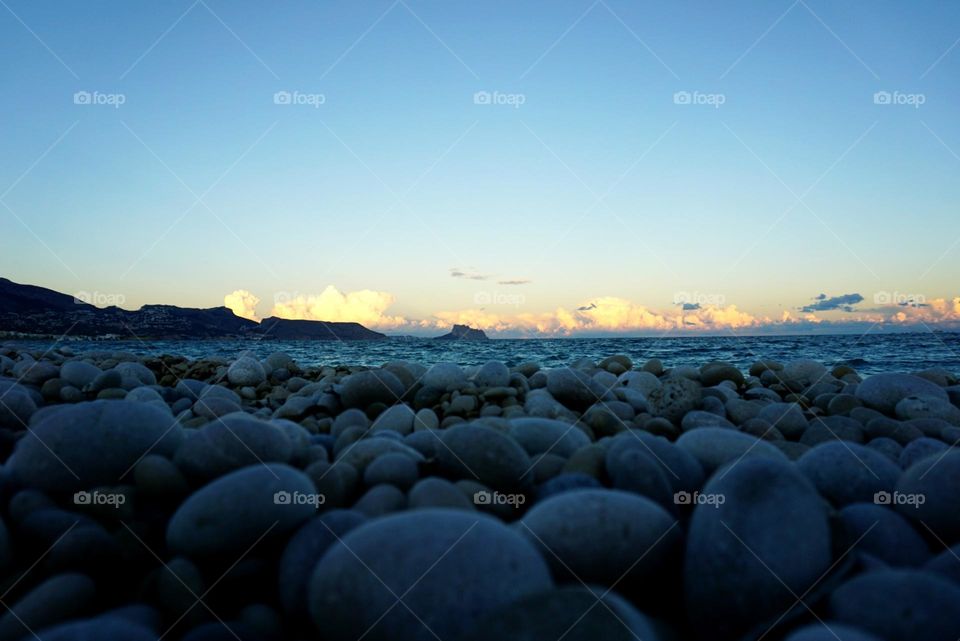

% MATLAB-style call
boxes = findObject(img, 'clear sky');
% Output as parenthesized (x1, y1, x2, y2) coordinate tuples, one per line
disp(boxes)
(2, 1, 959, 336)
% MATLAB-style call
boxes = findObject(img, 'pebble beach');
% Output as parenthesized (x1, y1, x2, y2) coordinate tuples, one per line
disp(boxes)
(1, 343, 959, 641)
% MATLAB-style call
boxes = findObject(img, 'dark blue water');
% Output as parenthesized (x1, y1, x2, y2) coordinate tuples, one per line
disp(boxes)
(8, 332, 960, 374)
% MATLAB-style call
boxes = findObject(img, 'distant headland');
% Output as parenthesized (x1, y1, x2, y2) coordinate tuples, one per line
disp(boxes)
(0, 278, 488, 341)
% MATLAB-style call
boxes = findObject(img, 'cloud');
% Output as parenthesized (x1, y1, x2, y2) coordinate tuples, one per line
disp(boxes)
(680, 302, 701, 311)
(269, 286, 409, 329)
(224, 289, 260, 321)
(498, 279, 531, 286)
(450, 268, 489, 281)
(801, 293, 864, 313)
(577, 303, 597, 311)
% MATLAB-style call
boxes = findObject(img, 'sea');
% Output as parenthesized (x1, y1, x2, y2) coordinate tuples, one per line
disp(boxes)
(7, 332, 960, 375)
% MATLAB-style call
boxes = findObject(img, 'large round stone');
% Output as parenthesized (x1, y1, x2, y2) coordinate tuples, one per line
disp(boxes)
(839, 503, 930, 567)
(830, 569, 960, 641)
(519, 489, 680, 587)
(797, 441, 900, 506)
(463, 586, 660, 641)
(855, 374, 949, 415)
(227, 356, 266, 386)
(675, 428, 787, 475)
(613, 430, 704, 489)
(648, 375, 701, 423)
(895, 450, 960, 542)
(278, 510, 366, 618)
(546, 368, 609, 411)
(174, 413, 294, 480)
(421, 362, 467, 391)
(474, 361, 510, 388)
(507, 418, 590, 458)
(8, 400, 183, 492)
(685, 458, 832, 640)
(167, 464, 316, 558)
(436, 423, 533, 490)
(338, 370, 405, 408)
(307, 509, 552, 641)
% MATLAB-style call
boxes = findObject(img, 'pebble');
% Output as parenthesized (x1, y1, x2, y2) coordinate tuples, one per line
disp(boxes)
(59, 360, 102, 388)
(895, 449, 960, 541)
(474, 360, 510, 387)
(839, 503, 930, 567)
(167, 463, 316, 558)
(421, 362, 467, 391)
(436, 423, 533, 490)
(370, 404, 416, 434)
(546, 367, 610, 411)
(796, 441, 900, 506)
(363, 452, 419, 489)
(407, 477, 476, 510)
(9, 400, 182, 492)
(174, 412, 293, 479)
(226, 355, 267, 386)
(685, 457, 831, 640)
(520, 488, 680, 587)
(338, 369, 405, 408)
(0, 573, 96, 641)
(278, 510, 366, 619)
(307, 509, 552, 641)
(855, 373, 949, 414)
(675, 428, 787, 474)
(648, 375, 701, 423)
(463, 586, 660, 641)
(830, 569, 960, 641)
(507, 417, 590, 457)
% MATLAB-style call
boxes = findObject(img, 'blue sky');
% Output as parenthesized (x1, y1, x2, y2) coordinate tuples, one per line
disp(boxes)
(2, 1, 959, 335)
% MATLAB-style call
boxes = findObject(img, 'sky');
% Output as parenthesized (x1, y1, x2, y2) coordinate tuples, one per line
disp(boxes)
(1, 0, 959, 336)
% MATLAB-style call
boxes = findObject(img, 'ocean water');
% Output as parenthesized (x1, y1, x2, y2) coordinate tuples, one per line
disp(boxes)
(8, 332, 960, 374)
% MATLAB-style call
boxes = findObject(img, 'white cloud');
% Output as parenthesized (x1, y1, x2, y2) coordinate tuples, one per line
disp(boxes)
(270, 286, 409, 329)
(224, 289, 260, 321)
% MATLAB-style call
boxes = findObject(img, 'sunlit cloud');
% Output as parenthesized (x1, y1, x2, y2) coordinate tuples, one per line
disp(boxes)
(269, 286, 409, 329)
(449, 268, 489, 281)
(224, 289, 260, 321)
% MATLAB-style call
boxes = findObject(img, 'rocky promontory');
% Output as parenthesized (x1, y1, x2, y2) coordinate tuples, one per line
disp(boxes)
(434, 324, 489, 340)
